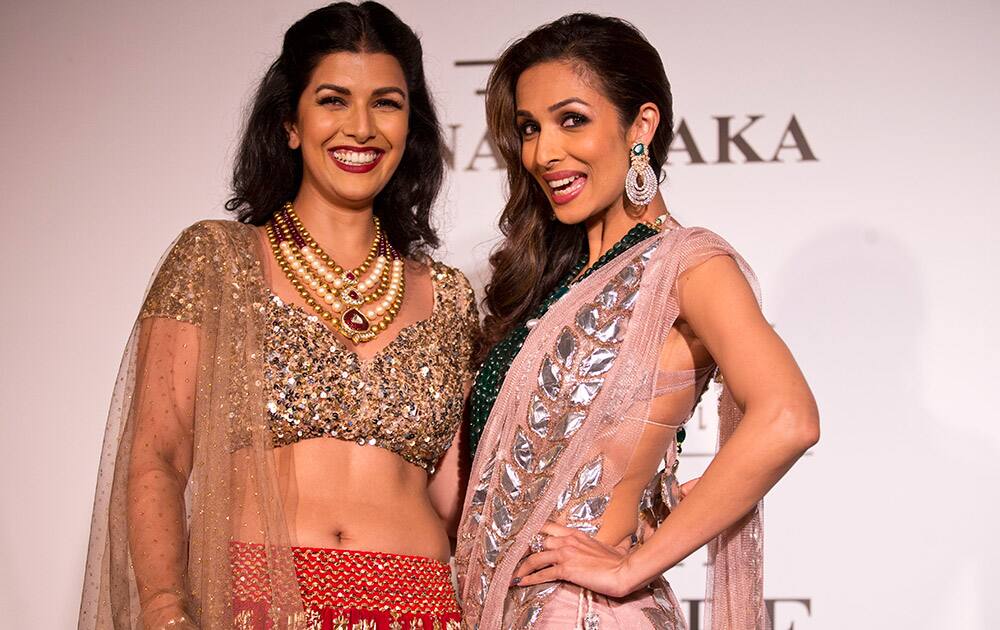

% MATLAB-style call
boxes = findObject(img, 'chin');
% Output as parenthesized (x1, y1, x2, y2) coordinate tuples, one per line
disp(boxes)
(551, 204, 598, 226)
(326, 180, 385, 205)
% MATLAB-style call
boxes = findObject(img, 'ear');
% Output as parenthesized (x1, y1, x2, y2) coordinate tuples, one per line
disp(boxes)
(628, 102, 660, 148)
(284, 120, 301, 150)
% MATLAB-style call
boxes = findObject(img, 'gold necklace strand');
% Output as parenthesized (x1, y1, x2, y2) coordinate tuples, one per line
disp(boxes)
(277, 207, 394, 304)
(266, 222, 331, 319)
(283, 202, 380, 283)
(275, 209, 395, 307)
(265, 212, 406, 343)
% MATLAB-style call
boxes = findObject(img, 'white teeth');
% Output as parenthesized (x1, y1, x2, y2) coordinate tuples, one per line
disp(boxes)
(547, 175, 581, 189)
(333, 150, 379, 165)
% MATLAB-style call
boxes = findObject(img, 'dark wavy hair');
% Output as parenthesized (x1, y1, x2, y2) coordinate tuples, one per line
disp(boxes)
(478, 13, 674, 361)
(225, 1, 443, 256)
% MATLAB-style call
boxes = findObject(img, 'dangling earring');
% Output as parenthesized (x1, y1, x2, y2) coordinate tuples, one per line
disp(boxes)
(625, 141, 657, 206)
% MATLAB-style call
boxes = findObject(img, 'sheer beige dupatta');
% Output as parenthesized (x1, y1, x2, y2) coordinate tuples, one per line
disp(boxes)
(456, 227, 767, 629)
(79, 220, 305, 629)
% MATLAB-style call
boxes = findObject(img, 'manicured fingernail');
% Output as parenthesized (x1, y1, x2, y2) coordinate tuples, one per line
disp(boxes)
(511, 577, 522, 586)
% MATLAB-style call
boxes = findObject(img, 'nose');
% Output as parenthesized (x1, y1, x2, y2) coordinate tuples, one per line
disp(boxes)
(344, 105, 376, 144)
(533, 127, 564, 170)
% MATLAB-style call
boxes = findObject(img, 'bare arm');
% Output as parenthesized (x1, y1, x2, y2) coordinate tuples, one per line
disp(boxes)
(514, 255, 819, 596)
(126, 318, 199, 628)
(618, 255, 819, 591)
(427, 384, 472, 543)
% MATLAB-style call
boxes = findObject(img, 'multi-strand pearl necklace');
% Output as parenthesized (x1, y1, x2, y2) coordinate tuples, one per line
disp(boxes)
(265, 202, 405, 343)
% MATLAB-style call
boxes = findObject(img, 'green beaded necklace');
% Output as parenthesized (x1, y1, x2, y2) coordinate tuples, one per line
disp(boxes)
(468, 221, 661, 455)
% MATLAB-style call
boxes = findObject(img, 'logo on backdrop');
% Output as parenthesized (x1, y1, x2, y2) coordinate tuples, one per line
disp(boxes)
(449, 60, 818, 171)
(682, 599, 813, 630)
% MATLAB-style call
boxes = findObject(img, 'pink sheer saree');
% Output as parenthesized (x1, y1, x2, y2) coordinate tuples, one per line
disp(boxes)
(455, 227, 768, 630)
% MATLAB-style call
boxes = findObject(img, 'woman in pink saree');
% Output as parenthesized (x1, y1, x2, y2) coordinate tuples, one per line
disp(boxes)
(456, 14, 819, 630)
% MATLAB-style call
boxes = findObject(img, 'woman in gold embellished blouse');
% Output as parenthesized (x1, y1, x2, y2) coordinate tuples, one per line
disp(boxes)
(79, 4, 478, 630)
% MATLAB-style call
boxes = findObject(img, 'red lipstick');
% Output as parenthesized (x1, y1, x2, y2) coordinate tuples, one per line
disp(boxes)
(328, 146, 385, 174)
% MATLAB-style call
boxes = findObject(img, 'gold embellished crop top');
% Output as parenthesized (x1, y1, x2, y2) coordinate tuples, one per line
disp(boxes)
(138, 221, 480, 473)
(260, 262, 478, 471)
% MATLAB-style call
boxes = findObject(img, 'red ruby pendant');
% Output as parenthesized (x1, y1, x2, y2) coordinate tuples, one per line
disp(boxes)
(342, 308, 370, 332)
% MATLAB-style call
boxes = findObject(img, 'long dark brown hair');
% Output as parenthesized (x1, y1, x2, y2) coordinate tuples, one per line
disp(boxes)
(225, 1, 444, 257)
(478, 13, 675, 360)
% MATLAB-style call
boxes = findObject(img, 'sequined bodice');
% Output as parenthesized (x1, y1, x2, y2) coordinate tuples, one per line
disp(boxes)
(257, 262, 478, 472)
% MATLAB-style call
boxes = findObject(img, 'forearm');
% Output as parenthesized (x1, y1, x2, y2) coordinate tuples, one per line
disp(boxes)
(429, 422, 469, 540)
(623, 405, 815, 590)
(127, 464, 191, 624)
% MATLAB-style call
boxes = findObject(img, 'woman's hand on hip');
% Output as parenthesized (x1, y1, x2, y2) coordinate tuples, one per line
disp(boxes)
(511, 522, 640, 599)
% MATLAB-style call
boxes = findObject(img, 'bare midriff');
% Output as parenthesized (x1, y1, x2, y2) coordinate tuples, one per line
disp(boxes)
(233, 438, 450, 562)
(233, 228, 454, 562)
(594, 423, 678, 547)
(594, 322, 713, 547)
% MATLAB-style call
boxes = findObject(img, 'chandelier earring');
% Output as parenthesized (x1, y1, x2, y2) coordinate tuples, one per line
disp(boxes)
(625, 141, 658, 206)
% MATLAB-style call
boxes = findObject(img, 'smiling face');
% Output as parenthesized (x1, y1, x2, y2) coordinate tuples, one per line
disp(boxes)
(515, 60, 640, 225)
(287, 52, 409, 209)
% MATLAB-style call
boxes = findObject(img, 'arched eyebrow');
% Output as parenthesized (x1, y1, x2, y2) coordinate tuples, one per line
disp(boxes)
(373, 86, 407, 99)
(546, 97, 590, 112)
(314, 84, 407, 99)
(515, 97, 592, 118)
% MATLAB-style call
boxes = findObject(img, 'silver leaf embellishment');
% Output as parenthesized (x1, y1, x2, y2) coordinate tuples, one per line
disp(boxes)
(509, 508, 529, 538)
(621, 288, 640, 311)
(470, 480, 488, 507)
(525, 476, 550, 502)
(492, 495, 513, 538)
(500, 462, 522, 500)
(512, 428, 534, 471)
(556, 487, 572, 511)
(573, 457, 603, 497)
(483, 528, 500, 567)
(538, 355, 561, 399)
(570, 495, 609, 520)
(552, 410, 586, 440)
(555, 327, 577, 369)
(598, 283, 619, 309)
(617, 263, 640, 287)
(479, 573, 490, 605)
(523, 583, 559, 602)
(479, 452, 497, 481)
(580, 347, 616, 376)
(528, 394, 549, 438)
(536, 444, 564, 473)
(570, 380, 603, 405)
(595, 316, 626, 343)
(576, 305, 599, 336)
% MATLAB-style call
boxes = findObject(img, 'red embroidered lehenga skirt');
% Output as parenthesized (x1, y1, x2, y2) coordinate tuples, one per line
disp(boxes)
(231, 542, 462, 629)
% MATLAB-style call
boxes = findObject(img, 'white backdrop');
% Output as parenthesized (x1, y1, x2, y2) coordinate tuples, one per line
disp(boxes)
(1, 1, 998, 628)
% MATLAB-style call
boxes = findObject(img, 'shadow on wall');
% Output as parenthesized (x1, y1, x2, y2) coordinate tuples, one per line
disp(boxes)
(770, 224, 998, 628)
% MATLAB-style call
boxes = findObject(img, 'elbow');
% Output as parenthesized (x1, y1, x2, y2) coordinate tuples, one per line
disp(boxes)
(772, 402, 820, 455)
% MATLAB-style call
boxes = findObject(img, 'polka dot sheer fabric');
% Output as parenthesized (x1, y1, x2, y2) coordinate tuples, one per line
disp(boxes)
(79, 220, 479, 629)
